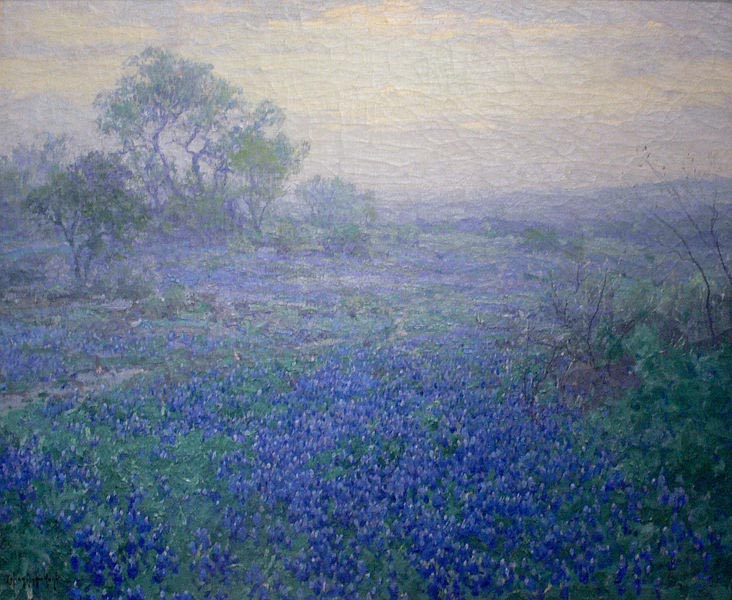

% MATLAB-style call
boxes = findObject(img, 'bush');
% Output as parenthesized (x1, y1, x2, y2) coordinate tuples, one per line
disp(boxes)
(226, 232, 256, 256)
(322, 223, 370, 256)
(138, 283, 190, 319)
(0, 263, 44, 298)
(110, 261, 160, 301)
(520, 226, 562, 253)
(270, 218, 304, 255)
(25, 151, 147, 285)
(296, 175, 374, 228)
(296, 176, 376, 257)
(618, 333, 732, 507)
(506, 259, 645, 405)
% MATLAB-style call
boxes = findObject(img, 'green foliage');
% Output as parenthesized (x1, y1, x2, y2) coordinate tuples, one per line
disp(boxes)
(139, 283, 190, 319)
(6, 134, 69, 195)
(96, 47, 308, 237)
(25, 151, 147, 285)
(0, 155, 22, 213)
(0, 135, 70, 238)
(582, 337, 732, 579)
(323, 223, 371, 256)
(390, 223, 421, 247)
(226, 231, 257, 255)
(508, 259, 645, 404)
(0, 506, 73, 599)
(164, 190, 231, 237)
(0, 427, 76, 599)
(270, 217, 304, 255)
(296, 175, 375, 229)
(295, 176, 376, 256)
(105, 260, 160, 301)
(639, 170, 732, 343)
(229, 124, 308, 238)
(617, 336, 732, 510)
(521, 226, 561, 253)
(0, 263, 43, 298)
(95, 47, 243, 213)
(470, 208, 729, 542)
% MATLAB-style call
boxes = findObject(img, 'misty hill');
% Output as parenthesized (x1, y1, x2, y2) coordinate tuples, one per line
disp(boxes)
(383, 176, 732, 229)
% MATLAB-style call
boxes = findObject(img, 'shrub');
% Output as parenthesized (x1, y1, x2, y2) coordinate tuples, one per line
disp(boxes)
(296, 175, 374, 228)
(226, 232, 256, 255)
(138, 283, 189, 319)
(322, 223, 370, 256)
(296, 176, 376, 257)
(618, 333, 732, 509)
(520, 226, 562, 253)
(110, 261, 160, 301)
(270, 218, 304, 256)
(0, 263, 44, 298)
(507, 259, 645, 405)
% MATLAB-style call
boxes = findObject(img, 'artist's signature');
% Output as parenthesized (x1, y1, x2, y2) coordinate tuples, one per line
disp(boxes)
(1, 573, 64, 592)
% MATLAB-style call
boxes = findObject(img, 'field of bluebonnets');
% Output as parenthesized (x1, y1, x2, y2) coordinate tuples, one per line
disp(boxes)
(2, 181, 731, 600)
(0, 45, 730, 600)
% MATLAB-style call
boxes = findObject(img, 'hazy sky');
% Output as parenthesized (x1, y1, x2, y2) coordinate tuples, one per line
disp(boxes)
(1, 0, 731, 196)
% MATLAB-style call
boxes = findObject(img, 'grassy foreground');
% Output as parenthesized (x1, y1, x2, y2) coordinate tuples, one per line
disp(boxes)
(1, 212, 730, 599)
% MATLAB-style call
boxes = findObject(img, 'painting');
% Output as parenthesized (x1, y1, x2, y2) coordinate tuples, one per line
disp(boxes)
(1, 2, 731, 598)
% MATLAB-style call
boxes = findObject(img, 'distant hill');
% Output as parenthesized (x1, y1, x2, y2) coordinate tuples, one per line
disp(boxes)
(381, 177, 732, 226)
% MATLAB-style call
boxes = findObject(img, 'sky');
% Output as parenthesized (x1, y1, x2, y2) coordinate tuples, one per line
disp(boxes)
(1, 0, 731, 197)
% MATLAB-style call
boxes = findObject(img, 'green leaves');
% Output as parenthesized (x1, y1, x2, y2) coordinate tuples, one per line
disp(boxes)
(227, 124, 308, 237)
(609, 342, 732, 514)
(95, 47, 308, 234)
(98, 48, 240, 138)
(294, 176, 376, 256)
(296, 175, 375, 229)
(24, 152, 146, 284)
(95, 47, 245, 218)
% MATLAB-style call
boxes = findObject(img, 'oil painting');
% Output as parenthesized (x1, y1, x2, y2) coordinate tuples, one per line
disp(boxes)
(1, 1, 731, 598)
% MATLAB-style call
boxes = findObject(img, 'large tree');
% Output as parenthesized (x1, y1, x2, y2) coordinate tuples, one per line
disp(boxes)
(95, 47, 243, 211)
(95, 47, 306, 234)
(25, 152, 146, 284)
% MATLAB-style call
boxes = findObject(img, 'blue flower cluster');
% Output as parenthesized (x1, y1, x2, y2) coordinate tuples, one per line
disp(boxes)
(0, 336, 721, 599)
(0, 318, 227, 390)
(188, 527, 237, 589)
(0, 321, 69, 386)
(69, 489, 177, 594)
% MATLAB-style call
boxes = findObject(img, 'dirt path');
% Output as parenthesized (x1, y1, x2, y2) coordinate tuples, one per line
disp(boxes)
(0, 367, 146, 415)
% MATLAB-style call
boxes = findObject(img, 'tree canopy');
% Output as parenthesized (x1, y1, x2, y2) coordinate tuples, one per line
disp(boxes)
(296, 175, 375, 227)
(95, 47, 307, 236)
(229, 124, 309, 236)
(25, 151, 146, 284)
(95, 47, 243, 210)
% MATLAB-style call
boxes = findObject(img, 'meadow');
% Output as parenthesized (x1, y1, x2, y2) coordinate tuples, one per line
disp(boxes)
(1, 186, 731, 600)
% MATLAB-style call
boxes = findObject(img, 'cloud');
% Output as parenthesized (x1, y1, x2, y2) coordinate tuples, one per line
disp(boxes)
(0, 0, 730, 192)
(181, 0, 254, 15)
(0, 53, 127, 101)
(1, 2, 161, 53)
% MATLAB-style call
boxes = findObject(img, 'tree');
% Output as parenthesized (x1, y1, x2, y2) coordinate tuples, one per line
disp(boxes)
(295, 175, 376, 255)
(0, 155, 21, 210)
(296, 175, 376, 228)
(95, 47, 306, 235)
(640, 151, 732, 344)
(25, 152, 146, 285)
(95, 47, 245, 211)
(227, 105, 309, 239)
(504, 255, 644, 406)
(1, 134, 69, 210)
